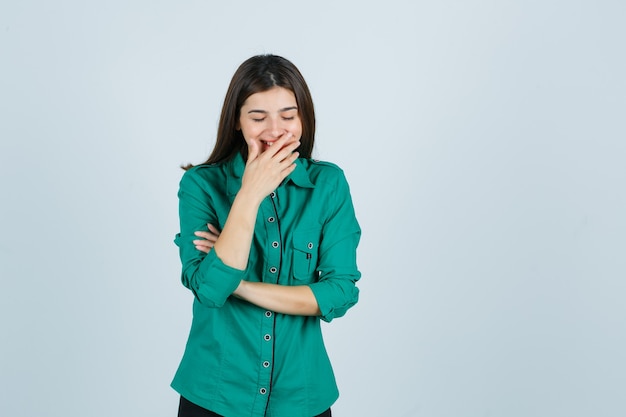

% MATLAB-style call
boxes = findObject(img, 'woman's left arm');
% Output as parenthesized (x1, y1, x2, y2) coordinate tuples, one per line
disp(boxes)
(242, 168, 361, 320)
(233, 282, 321, 315)
(305, 169, 361, 321)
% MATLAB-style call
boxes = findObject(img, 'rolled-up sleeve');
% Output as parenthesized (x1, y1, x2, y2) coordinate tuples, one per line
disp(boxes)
(308, 171, 361, 322)
(174, 170, 244, 308)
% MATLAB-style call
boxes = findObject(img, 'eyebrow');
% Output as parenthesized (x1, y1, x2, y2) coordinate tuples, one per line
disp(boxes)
(247, 106, 298, 114)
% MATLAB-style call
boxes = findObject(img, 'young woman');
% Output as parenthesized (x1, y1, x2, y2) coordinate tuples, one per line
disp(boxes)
(172, 54, 361, 417)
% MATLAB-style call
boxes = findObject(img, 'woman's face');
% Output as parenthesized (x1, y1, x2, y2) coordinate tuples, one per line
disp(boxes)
(238, 86, 302, 154)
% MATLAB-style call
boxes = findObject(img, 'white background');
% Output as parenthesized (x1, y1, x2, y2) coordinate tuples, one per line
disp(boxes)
(1, 1, 625, 416)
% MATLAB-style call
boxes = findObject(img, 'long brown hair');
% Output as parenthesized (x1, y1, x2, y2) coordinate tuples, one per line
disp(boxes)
(183, 54, 316, 169)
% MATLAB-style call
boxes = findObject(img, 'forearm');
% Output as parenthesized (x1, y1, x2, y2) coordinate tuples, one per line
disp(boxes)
(212, 191, 262, 270)
(234, 281, 321, 316)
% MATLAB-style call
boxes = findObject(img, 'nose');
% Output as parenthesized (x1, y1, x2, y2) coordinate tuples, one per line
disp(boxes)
(268, 117, 286, 138)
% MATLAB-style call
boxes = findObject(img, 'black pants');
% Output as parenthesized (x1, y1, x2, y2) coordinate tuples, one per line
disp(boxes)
(178, 396, 332, 417)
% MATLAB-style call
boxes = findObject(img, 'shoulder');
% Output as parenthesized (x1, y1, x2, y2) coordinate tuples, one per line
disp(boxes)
(184, 163, 223, 175)
(304, 158, 349, 186)
(179, 163, 228, 191)
(308, 158, 342, 170)
(298, 159, 356, 191)
(182, 162, 226, 178)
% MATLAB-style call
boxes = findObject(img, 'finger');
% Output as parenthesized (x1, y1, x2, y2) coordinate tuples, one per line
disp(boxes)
(275, 140, 301, 163)
(269, 136, 299, 160)
(207, 223, 222, 235)
(194, 231, 218, 242)
(193, 238, 215, 247)
(281, 130, 300, 142)
(280, 159, 298, 178)
(274, 140, 300, 172)
(281, 132, 299, 147)
(193, 239, 214, 251)
(279, 149, 300, 165)
(262, 133, 295, 158)
(247, 138, 260, 163)
(194, 244, 211, 254)
(274, 152, 299, 181)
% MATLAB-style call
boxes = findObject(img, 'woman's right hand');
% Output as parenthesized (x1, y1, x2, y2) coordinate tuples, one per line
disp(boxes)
(240, 133, 300, 202)
(209, 133, 299, 271)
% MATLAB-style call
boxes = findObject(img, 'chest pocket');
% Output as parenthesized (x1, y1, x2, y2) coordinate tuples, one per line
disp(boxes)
(291, 227, 322, 283)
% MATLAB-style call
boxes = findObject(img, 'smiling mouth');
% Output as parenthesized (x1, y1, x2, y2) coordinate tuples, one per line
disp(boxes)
(261, 140, 275, 147)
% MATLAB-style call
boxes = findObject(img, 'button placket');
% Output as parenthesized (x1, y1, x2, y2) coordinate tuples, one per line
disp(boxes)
(258, 309, 274, 402)
(258, 310, 274, 403)
(255, 193, 278, 406)
(261, 194, 281, 284)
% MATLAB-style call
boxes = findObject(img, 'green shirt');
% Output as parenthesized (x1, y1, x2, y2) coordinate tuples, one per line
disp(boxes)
(172, 153, 361, 417)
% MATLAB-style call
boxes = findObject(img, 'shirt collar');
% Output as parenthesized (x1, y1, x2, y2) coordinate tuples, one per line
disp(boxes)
(226, 152, 314, 196)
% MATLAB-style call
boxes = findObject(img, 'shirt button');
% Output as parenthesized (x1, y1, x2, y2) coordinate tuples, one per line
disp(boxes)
(260, 388, 267, 395)
(264, 334, 271, 341)
(267, 216, 275, 223)
(270, 192, 276, 198)
(307, 242, 314, 249)
(263, 361, 270, 368)
(272, 241, 279, 248)
(265, 311, 272, 318)
(269, 267, 277, 274)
